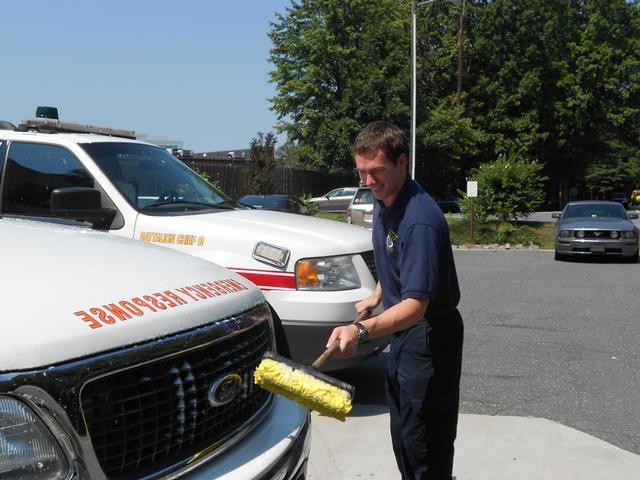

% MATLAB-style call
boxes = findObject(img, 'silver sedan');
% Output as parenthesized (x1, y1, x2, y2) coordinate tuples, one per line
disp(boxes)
(553, 201, 639, 262)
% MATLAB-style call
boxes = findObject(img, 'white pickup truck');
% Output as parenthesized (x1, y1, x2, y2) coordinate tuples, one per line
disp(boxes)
(0, 117, 387, 371)
(0, 217, 309, 479)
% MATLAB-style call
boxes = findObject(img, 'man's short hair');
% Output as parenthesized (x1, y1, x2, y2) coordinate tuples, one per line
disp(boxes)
(353, 121, 408, 165)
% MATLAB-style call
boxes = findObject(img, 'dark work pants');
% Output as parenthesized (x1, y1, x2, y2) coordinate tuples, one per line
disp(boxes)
(385, 309, 464, 480)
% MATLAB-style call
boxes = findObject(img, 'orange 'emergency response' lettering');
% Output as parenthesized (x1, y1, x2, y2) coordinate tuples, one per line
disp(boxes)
(73, 278, 248, 330)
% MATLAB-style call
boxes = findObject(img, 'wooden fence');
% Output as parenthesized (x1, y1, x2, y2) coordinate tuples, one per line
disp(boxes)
(180, 159, 357, 199)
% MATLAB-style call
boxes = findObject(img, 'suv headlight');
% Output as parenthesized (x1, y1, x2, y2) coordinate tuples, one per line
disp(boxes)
(296, 255, 361, 291)
(0, 396, 70, 479)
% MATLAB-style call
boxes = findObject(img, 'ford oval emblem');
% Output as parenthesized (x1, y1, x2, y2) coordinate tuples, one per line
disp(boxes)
(208, 373, 243, 406)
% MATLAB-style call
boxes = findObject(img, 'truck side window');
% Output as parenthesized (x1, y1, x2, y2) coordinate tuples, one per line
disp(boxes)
(2, 142, 94, 216)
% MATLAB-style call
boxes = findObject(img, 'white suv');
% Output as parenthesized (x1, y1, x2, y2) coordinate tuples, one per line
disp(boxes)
(0, 117, 387, 371)
(0, 217, 309, 479)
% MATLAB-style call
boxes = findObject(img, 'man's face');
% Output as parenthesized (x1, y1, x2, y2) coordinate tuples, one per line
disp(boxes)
(355, 148, 407, 207)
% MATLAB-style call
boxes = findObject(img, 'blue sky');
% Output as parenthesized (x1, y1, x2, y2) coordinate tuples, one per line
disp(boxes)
(1, 1, 291, 152)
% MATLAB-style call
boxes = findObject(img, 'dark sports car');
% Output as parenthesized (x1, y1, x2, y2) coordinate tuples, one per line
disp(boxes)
(552, 201, 639, 262)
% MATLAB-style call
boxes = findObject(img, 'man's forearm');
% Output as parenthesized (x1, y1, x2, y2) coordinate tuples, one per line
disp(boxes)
(361, 297, 429, 339)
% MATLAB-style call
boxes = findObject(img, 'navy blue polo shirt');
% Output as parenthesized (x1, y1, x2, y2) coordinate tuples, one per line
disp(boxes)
(372, 178, 460, 315)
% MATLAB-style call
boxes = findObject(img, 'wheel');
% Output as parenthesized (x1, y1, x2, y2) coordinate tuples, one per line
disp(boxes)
(627, 250, 639, 264)
(554, 250, 561, 261)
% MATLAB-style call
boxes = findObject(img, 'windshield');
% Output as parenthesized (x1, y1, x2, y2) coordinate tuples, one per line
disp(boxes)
(239, 195, 287, 210)
(81, 143, 235, 212)
(563, 203, 626, 220)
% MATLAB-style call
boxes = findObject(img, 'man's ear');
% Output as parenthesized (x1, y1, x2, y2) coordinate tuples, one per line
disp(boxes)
(397, 153, 408, 169)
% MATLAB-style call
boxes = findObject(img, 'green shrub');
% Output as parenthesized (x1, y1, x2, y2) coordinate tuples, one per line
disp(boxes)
(512, 226, 541, 246)
(464, 149, 547, 224)
(495, 222, 514, 244)
(448, 218, 543, 246)
(300, 192, 320, 215)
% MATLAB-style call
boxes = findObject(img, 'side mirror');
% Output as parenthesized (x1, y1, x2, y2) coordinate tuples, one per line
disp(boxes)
(551, 212, 561, 219)
(50, 187, 116, 229)
(629, 212, 638, 220)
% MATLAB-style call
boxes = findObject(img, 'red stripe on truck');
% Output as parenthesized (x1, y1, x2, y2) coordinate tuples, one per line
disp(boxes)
(229, 268, 296, 290)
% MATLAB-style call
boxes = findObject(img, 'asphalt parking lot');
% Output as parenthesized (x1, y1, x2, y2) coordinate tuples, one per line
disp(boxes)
(455, 249, 640, 454)
(309, 248, 640, 478)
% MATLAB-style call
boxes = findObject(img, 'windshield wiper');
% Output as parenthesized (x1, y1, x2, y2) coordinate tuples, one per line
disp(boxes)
(142, 200, 234, 210)
(215, 200, 244, 208)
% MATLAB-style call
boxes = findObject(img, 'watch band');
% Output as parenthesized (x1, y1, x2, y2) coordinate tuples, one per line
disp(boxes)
(354, 321, 369, 344)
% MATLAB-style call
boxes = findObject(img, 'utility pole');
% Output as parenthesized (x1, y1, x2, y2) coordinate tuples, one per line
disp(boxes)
(456, 0, 466, 105)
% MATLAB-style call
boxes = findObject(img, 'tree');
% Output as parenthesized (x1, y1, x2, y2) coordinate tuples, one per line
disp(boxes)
(247, 132, 277, 194)
(416, 98, 486, 197)
(465, 149, 547, 224)
(268, 0, 640, 204)
(464, 0, 640, 207)
(269, 0, 411, 174)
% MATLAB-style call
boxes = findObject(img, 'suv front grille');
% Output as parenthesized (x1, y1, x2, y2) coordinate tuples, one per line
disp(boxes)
(361, 250, 378, 282)
(81, 320, 271, 479)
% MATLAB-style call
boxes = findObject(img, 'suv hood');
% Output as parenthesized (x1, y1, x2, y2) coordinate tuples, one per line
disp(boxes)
(138, 209, 373, 265)
(1, 219, 264, 370)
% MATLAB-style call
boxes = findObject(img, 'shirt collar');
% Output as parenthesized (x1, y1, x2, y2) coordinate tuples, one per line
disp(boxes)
(375, 175, 414, 216)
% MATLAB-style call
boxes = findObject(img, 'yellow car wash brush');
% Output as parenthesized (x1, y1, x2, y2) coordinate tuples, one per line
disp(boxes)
(254, 310, 369, 421)
(254, 351, 355, 420)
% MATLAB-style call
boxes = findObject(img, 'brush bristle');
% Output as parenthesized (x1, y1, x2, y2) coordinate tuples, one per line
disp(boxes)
(254, 357, 353, 421)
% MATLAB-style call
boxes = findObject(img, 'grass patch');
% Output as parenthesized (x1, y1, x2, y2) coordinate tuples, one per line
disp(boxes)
(316, 211, 347, 222)
(448, 218, 555, 249)
(314, 211, 556, 249)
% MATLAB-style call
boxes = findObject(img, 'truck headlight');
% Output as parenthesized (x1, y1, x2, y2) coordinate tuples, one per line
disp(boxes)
(296, 255, 361, 291)
(0, 396, 70, 479)
(623, 231, 637, 239)
(558, 230, 572, 238)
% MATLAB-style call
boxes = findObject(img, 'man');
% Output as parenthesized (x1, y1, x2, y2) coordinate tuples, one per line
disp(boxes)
(327, 121, 463, 480)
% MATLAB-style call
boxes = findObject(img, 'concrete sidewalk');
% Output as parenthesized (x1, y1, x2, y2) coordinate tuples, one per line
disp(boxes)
(307, 405, 640, 479)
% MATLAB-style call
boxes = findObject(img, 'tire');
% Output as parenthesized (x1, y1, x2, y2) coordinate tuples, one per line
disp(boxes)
(627, 250, 639, 264)
(554, 250, 562, 261)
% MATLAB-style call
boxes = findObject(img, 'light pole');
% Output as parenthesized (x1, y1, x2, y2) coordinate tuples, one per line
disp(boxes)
(410, 0, 464, 180)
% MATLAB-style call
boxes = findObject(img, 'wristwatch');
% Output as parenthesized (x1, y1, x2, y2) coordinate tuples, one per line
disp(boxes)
(354, 321, 369, 344)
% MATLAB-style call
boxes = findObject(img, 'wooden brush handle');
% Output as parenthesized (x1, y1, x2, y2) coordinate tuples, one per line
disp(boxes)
(311, 309, 371, 369)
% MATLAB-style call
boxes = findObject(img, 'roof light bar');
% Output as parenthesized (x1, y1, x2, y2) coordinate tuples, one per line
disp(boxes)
(18, 117, 136, 139)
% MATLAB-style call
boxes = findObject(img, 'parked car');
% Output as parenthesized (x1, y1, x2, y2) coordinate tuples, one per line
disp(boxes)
(610, 192, 629, 210)
(0, 217, 310, 479)
(238, 194, 312, 215)
(310, 187, 358, 212)
(0, 115, 388, 371)
(347, 187, 374, 228)
(436, 198, 461, 214)
(552, 201, 639, 262)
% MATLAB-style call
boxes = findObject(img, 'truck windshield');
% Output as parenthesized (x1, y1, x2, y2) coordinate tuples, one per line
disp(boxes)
(82, 142, 238, 212)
